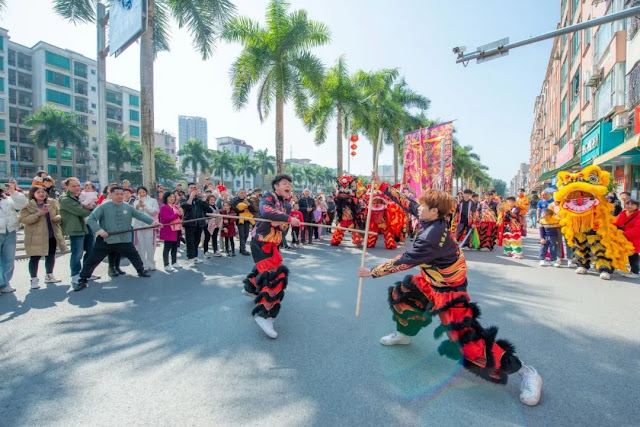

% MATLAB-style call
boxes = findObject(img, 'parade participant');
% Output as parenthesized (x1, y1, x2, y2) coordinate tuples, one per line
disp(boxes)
(331, 175, 364, 247)
(498, 197, 524, 259)
(242, 174, 301, 339)
(516, 188, 529, 237)
(455, 189, 475, 247)
(477, 192, 498, 251)
(74, 187, 161, 291)
(358, 171, 543, 407)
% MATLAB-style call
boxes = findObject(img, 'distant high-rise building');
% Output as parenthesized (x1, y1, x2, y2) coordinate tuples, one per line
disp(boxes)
(178, 115, 207, 150)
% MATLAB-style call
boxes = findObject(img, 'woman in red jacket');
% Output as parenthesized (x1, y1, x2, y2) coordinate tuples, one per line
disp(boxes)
(614, 199, 640, 278)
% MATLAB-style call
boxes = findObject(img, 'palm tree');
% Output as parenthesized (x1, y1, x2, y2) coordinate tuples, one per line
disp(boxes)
(234, 153, 256, 190)
(287, 165, 303, 189)
(53, 0, 236, 189)
(210, 150, 235, 185)
(254, 148, 276, 189)
(107, 130, 133, 182)
(178, 139, 210, 182)
(301, 167, 317, 192)
(23, 105, 87, 182)
(223, 0, 330, 174)
(304, 56, 360, 175)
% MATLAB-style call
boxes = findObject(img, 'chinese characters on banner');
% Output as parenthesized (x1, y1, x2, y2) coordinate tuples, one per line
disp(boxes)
(402, 122, 454, 198)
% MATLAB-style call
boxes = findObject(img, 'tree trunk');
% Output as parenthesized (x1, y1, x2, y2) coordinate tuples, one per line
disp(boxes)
(140, 0, 156, 190)
(337, 105, 343, 176)
(393, 129, 399, 185)
(275, 95, 284, 174)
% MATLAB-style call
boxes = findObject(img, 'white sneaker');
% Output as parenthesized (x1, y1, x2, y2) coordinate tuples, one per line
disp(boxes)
(1, 285, 16, 293)
(204, 252, 212, 259)
(213, 251, 222, 257)
(30, 278, 41, 290)
(165, 265, 176, 272)
(576, 267, 587, 275)
(567, 260, 577, 268)
(71, 274, 80, 285)
(599, 271, 611, 280)
(187, 260, 196, 268)
(553, 261, 562, 267)
(621, 272, 639, 279)
(194, 258, 203, 264)
(380, 331, 411, 346)
(255, 316, 278, 339)
(539, 260, 547, 266)
(44, 274, 61, 283)
(513, 253, 524, 259)
(518, 365, 542, 406)
(172, 263, 183, 269)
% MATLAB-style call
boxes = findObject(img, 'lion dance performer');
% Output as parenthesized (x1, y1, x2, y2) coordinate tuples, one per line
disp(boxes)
(554, 165, 634, 280)
(360, 187, 406, 249)
(516, 188, 529, 237)
(358, 172, 542, 406)
(331, 175, 364, 247)
(477, 192, 499, 251)
(498, 197, 524, 258)
(242, 174, 301, 339)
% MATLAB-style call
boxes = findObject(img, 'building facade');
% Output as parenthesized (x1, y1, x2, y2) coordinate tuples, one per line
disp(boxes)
(529, 0, 640, 196)
(154, 129, 177, 161)
(178, 115, 207, 151)
(509, 163, 530, 195)
(216, 136, 254, 191)
(0, 28, 141, 186)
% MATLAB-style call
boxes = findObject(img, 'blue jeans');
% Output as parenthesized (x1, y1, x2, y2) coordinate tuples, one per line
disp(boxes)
(0, 231, 17, 289)
(69, 231, 95, 276)
(539, 238, 557, 261)
(528, 210, 537, 228)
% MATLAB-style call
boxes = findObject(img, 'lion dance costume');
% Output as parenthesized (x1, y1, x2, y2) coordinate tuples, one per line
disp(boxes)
(243, 191, 291, 337)
(331, 175, 363, 246)
(554, 165, 634, 279)
(498, 203, 523, 258)
(360, 187, 406, 249)
(477, 198, 498, 250)
(371, 183, 543, 398)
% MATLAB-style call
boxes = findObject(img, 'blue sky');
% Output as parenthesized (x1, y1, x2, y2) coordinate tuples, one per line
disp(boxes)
(2, 0, 559, 182)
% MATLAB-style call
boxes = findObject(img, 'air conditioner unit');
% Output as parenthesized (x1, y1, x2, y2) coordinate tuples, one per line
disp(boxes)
(552, 155, 557, 164)
(583, 70, 592, 86)
(571, 130, 582, 141)
(581, 121, 595, 134)
(585, 67, 603, 87)
(612, 112, 631, 131)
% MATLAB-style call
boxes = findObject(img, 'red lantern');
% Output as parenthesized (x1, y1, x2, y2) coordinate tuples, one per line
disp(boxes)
(350, 134, 359, 142)
(350, 144, 358, 150)
(351, 151, 357, 156)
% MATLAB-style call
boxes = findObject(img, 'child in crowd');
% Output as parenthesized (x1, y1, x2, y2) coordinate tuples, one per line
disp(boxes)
(79, 181, 99, 206)
(313, 199, 324, 239)
(538, 208, 561, 267)
(220, 201, 237, 257)
(204, 194, 223, 257)
(290, 203, 304, 248)
(614, 199, 640, 278)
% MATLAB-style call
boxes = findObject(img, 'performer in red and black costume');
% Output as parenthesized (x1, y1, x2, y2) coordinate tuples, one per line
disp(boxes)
(331, 174, 364, 247)
(242, 174, 301, 339)
(358, 172, 543, 406)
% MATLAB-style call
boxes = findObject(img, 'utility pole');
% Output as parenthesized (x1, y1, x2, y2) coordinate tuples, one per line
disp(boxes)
(97, 2, 109, 188)
(454, 5, 640, 65)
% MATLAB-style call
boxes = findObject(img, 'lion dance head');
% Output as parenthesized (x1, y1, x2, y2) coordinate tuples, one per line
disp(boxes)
(554, 165, 633, 271)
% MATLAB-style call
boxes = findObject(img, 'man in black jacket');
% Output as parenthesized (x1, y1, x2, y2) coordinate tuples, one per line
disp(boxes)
(231, 189, 252, 255)
(298, 189, 315, 244)
(180, 183, 210, 266)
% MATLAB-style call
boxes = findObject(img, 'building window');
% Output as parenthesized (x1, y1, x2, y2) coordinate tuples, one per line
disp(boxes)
(45, 51, 71, 70)
(0, 140, 5, 155)
(571, 32, 580, 64)
(62, 166, 73, 177)
(0, 161, 6, 176)
(0, 77, 4, 93)
(61, 148, 73, 161)
(584, 85, 591, 104)
(561, 58, 568, 84)
(558, 134, 566, 149)
(91, 103, 96, 109)
(561, 95, 567, 125)
(584, 17, 592, 48)
(595, 72, 612, 119)
(48, 146, 57, 159)
(571, 0, 579, 20)
(0, 56, 3, 71)
(561, 0, 567, 18)
(129, 94, 139, 107)
(91, 86, 96, 92)
(46, 69, 71, 88)
(75, 97, 89, 113)
(570, 117, 580, 139)
(130, 125, 140, 137)
(46, 89, 71, 106)
(129, 109, 139, 122)
(91, 69, 96, 75)
(48, 165, 57, 175)
(74, 62, 88, 78)
(0, 119, 5, 134)
(0, 99, 4, 114)
(571, 66, 580, 109)
(106, 90, 122, 105)
(92, 120, 97, 125)
(74, 79, 88, 96)
(0, 36, 3, 50)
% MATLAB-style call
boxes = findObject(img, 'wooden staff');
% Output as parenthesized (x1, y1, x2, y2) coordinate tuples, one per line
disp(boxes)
(356, 127, 384, 317)
(106, 217, 205, 236)
(207, 213, 377, 236)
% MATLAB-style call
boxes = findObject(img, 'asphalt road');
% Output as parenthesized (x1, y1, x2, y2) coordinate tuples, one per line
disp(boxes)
(1, 233, 639, 426)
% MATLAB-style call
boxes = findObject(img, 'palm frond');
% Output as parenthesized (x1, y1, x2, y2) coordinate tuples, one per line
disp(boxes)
(52, 0, 96, 24)
(153, 0, 172, 56)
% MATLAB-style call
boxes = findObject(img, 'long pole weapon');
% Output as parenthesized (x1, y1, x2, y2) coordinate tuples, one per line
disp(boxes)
(355, 127, 383, 317)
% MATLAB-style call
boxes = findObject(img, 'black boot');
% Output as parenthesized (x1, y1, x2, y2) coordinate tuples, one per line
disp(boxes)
(138, 270, 151, 278)
(108, 267, 119, 277)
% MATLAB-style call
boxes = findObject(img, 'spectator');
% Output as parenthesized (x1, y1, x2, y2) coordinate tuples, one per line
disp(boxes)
(180, 183, 209, 267)
(19, 186, 67, 289)
(231, 189, 253, 256)
(536, 191, 554, 223)
(607, 192, 622, 216)
(313, 199, 324, 240)
(220, 201, 237, 256)
(298, 189, 315, 244)
(153, 184, 165, 199)
(134, 186, 160, 271)
(74, 187, 160, 291)
(97, 186, 110, 205)
(0, 184, 29, 294)
(620, 191, 631, 207)
(203, 194, 222, 258)
(123, 188, 135, 205)
(80, 181, 99, 206)
(60, 177, 96, 287)
(42, 176, 61, 199)
(528, 191, 539, 227)
(326, 195, 336, 228)
(538, 208, 561, 267)
(615, 200, 640, 279)
(156, 190, 165, 207)
(122, 179, 131, 191)
(216, 180, 227, 194)
(175, 183, 183, 193)
(8, 180, 24, 193)
(159, 192, 184, 272)
(203, 177, 212, 193)
(290, 203, 304, 248)
(31, 170, 47, 187)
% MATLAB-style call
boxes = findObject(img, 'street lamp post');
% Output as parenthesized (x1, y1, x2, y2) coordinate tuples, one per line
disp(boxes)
(11, 147, 17, 181)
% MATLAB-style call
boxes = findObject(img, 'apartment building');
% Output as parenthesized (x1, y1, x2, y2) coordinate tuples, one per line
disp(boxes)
(0, 27, 141, 185)
(178, 115, 207, 151)
(154, 129, 177, 161)
(509, 163, 530, 195)
(216, 136, 254, 191)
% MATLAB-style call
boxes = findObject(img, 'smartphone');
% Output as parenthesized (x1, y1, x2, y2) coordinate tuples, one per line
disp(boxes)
(43, 204, 50, 209)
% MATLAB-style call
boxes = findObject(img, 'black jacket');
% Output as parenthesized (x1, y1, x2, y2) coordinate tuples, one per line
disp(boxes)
(180, 195, 209, 227)
(298, 196, 315, 217)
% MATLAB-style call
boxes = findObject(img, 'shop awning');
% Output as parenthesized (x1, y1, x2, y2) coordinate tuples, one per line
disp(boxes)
(537, 153, 582, 183)
(593, 134, 640, 166)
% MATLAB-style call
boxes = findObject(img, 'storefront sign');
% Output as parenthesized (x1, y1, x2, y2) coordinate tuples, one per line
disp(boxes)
(556, 140, 575, 168)
(581, 131, 600, 163)
(635, 105, 640, 135)
(614, 167, 625, 183)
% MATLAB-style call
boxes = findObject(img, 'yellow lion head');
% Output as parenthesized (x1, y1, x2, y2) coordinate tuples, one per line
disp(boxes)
(554, 165, 610, 217)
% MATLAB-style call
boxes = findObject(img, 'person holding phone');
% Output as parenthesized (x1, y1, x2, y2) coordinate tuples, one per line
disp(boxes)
(19, 186, 67, 289)
(0, 183, 28, 294)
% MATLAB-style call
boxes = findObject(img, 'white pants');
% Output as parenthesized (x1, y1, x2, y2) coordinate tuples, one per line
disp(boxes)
(135, 229, 156, 270)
